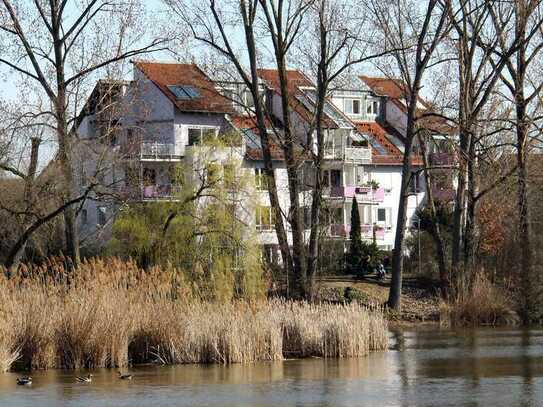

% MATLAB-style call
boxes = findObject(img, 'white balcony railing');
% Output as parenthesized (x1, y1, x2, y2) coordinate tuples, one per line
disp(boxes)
(345, 147, 371, 162)
(324, 146, 371, 163)
(140, 142, 182, 159)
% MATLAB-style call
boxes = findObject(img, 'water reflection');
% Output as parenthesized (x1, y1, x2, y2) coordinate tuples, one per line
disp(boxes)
(1, 328, 543, 407)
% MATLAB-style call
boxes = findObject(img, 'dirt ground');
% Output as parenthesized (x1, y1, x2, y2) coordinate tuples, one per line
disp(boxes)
(317, 275, 441, 324)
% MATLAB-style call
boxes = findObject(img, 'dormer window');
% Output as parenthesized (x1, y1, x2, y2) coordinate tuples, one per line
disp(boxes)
(367, 99, 379, 116)
(344, 98, 362, 116)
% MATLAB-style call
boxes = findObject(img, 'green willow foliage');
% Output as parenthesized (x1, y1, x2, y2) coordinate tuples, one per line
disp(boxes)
(107, 138, 267, 302)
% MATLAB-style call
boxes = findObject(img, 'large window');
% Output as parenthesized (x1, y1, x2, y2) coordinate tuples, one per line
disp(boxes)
(187, 127, 217, 146)
(376, 207, 392, 227)
(256, 206, 275, 231)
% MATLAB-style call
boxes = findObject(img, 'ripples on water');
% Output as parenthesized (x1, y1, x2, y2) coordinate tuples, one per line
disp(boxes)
(1, 328, 542, 407)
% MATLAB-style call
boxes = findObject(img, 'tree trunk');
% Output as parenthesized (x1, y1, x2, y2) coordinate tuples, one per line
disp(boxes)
(516, 86, 534, 324)
(419, 133, 449, 298)
(275, 46, 307, 298)
(240, 12, 294, 289)
(388, 108, 416, 310)
(52, 12, 80, 265)
(8, 137, 41, 270)
(463, 137, 478, 277)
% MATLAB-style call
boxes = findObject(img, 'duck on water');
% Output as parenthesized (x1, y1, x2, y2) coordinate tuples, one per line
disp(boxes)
(16, 377, 32, 386)
(76, 374, 93, 383)
(118, 371, 132, 380)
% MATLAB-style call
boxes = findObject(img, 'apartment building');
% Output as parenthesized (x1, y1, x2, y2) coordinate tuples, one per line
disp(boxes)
(76, 61, 453, 259)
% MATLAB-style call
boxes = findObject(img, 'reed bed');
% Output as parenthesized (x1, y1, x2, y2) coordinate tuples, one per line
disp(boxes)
(440, 272, 517, 326)
(0, 258, 387, 371)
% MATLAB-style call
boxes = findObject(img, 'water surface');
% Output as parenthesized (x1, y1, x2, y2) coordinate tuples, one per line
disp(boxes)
(1, 327, 542, 407)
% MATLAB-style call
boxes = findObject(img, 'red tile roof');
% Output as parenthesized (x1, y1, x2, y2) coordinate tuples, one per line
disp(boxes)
(355, 122, 402, 156)
(360, 76, 408, 100)
(355, 121, 422, 166)
(134, 61, 234, 114)
(360, 75, 455, 135)
(257, 69, 313, 94)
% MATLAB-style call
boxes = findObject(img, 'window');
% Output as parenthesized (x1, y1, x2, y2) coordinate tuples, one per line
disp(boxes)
(352, 99, 360, 115)
(188, 127, 217, 146)
(97, 206, 107, 226)
(255, 168, 269, 191)
(330, 169, 342, 188)
(167, 85, 201, 100)
(410, 171, 422, 193)
(376, 207, 392, 227)
(243, 89, 255, 109)
(262, 244, 280, 265)
(256, 206, 275, 231)
(344, 98, 362, 115)
(143, 168, 156, 186)
(367, 99, 379, 115)
(81, 209, 88, 225)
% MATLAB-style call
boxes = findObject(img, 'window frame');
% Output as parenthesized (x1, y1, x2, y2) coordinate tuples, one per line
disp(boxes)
(97, 206, 107, 226)
(187, 126, 219, 146)
(256, 205, 275, 231)
(254, 167, 270, 191)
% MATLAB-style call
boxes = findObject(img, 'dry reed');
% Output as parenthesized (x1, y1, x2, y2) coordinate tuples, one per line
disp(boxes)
(440, 271, 517, 326)
(0, 258, 388, 371)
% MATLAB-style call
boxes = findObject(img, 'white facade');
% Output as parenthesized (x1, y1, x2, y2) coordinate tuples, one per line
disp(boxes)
(76, 62, 427, 258)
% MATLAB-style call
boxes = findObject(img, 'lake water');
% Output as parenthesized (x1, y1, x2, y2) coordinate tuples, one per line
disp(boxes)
(1, 327, 542, 407)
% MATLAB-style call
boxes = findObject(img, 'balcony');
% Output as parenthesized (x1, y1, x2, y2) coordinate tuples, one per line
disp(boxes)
(324, 146, 371, 163)
(122, 141, 182, 161)
(328, 186, 385, 203)
(430, 152, 456, 167)
(345, 147, 372, 162)
(141, 184, 182, 200)
(330, 224, 386, 240)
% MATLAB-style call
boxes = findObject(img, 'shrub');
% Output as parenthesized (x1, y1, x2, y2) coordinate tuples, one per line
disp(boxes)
(440, 272, 517, 326)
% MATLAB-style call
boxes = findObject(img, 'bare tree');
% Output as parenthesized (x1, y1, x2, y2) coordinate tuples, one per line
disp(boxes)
(370, 0, 450, 309)
(0, 0, 168, 264)
(299, 0, 400, 298)
(488, 0, 543, 323)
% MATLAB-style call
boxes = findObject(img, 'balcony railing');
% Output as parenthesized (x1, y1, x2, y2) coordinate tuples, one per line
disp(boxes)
(324, 146, 372, 163)
(141, 142, 182, 160)
(141, 184, 182, 200)
(328, 186, 385, 202)
(345, 147, 372, 162)
(429, 152, 456, 167)
(121, 141, 182, 160)
(330, 224, 386, 240)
